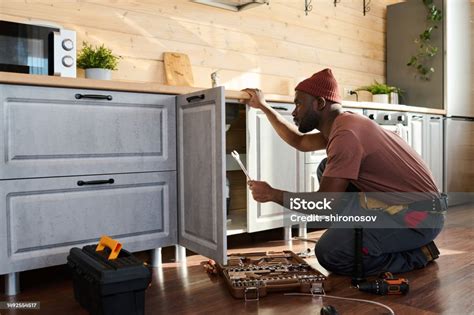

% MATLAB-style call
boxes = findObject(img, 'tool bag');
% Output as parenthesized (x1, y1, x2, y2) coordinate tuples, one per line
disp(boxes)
(67, 236, 151, 315)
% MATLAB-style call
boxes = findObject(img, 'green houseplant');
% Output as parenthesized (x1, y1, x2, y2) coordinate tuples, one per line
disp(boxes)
(406, 0, 443, 81)
(356, 81, 402, 104)
(77, 41, 120, 80)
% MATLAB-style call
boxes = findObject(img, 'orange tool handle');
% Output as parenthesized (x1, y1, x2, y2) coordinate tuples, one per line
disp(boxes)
(96, 235, 122, 260)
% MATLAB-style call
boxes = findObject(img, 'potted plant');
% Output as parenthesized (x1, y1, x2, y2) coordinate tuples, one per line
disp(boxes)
(356, 81, 400, 104)
(77, 41, 120, 80)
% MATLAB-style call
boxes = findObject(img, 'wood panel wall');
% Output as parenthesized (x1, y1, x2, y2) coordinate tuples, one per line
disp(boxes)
(0, 0, 391, 96)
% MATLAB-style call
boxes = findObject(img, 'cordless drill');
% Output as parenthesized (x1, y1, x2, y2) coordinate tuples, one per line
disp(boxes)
(357, 272, 409, 295)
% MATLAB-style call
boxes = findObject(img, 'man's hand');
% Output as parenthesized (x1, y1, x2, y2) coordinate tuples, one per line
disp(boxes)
(248, 180, 284, 205)
(241, 88, 268, 109)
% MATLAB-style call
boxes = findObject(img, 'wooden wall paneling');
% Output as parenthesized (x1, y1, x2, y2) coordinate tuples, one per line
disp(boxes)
(1, 1, 386, 60)
(73, 21, 386, 71)
(271, 0, 385, 31)
(0, 0, 390, 94)
(337, 0, 389, 18)
(78, 0, 387, 61)
(72, 22, 386, 88)
(85, 0, 385, 46)
(245, 4, 385, 43)
(0, 4, 386, 70)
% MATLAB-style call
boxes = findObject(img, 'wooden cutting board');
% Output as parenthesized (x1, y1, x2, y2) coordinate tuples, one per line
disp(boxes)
(163, 52, 194, 86)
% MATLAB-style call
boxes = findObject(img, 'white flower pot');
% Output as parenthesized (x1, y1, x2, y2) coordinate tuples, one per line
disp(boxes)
(85, 68, 112, 80)
(372, 94, 389, 104)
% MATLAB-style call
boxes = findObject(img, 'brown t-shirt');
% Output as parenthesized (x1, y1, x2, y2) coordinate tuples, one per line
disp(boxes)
(323, 112, 439, 203)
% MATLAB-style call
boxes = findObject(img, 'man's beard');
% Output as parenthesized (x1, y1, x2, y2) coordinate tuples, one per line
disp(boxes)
(297, 109, 319, 133)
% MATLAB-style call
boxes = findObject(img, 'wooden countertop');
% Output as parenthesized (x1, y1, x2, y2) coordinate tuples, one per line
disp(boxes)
(0, 72, 446, 115)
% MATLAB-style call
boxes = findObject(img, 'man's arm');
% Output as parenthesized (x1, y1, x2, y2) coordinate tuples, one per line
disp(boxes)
(242, 88, 327, 152)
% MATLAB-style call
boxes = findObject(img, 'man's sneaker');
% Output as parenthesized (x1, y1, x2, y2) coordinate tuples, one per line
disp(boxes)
(421, 241, 440, 262)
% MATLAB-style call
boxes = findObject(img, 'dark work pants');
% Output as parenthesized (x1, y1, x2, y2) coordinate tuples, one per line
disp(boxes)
(314, 159, 445, 276)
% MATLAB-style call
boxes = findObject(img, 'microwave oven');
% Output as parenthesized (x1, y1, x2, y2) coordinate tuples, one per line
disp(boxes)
(0, 20, 76, 77)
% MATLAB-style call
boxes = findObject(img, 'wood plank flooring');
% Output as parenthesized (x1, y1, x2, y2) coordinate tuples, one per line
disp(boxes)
(0, 205, 472, 315)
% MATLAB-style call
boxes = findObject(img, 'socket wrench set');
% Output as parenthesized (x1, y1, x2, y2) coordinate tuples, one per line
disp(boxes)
(218, 251, 328, 300)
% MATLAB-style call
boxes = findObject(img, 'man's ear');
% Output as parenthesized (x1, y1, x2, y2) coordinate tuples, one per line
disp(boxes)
(312, 97, 326, 111)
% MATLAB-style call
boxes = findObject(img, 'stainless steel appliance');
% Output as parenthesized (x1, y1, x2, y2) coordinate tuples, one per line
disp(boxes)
(364, 110, 410, 144)
(0, 20, 76, 77)
(386, 1, 474, 205)
(443, 1, 474, 205)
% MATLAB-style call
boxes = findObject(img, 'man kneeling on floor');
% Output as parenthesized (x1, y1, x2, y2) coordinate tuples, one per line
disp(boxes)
(242, 69, 447, 276)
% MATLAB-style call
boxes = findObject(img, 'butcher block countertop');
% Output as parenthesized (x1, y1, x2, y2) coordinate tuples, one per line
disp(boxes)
(0, 72, 446, 115)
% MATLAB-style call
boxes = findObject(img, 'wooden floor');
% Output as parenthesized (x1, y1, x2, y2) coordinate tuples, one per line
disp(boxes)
(1, 205, 472, 315)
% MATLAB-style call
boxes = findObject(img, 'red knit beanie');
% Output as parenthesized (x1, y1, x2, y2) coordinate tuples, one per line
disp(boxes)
(295, 68, 341, 103)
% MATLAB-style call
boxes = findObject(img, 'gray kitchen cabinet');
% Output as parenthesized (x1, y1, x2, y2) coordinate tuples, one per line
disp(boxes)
(0, 171, 177, 275)
(0, 84, 228, 295)
(0, 85, 176, 179)
(176, 88, 227, 264)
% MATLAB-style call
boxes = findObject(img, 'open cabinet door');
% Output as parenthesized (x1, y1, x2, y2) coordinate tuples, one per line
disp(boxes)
(177, 87, 227, 264)
(247, 105, 303, 233)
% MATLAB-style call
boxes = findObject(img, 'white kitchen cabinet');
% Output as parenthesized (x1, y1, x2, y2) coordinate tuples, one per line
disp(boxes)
(425, 115, 444, 190)
(304, 163, 320, 192)
(408, 113, 444, 190)
(246, 105, 303, 232)
(225, 102, 304, 235)
(409, 114, 425, 157)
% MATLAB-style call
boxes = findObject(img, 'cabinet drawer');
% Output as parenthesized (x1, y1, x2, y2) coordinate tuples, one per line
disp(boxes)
(0, 171, 177, 274)
(0, 84, 176, 179)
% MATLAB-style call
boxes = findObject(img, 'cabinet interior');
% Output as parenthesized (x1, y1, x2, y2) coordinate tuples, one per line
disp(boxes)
(225, 103, 248, 235)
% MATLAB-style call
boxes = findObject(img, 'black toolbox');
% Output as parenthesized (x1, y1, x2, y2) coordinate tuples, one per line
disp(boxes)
(67, 237, 151, 315)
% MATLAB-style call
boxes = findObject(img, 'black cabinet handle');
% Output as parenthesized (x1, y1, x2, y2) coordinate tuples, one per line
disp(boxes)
(75, 94, 113, 101)
(77, 178, 115, 186)
(430, 116, 441, 120)
(186, 94, 205, 102)
(271, 106, 288, 111)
